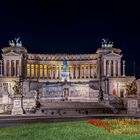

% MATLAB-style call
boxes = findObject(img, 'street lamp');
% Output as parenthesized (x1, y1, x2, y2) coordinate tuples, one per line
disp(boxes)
(35, 56, 41, 109)
(99, 55, 104, 101)
(19, 75, 23, 94)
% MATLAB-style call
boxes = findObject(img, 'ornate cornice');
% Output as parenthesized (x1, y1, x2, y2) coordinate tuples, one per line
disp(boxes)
(27, 53, 98, 61)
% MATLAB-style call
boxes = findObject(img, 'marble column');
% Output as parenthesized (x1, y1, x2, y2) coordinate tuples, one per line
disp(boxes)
(118, 60, 121, 76)
(123, 60, 125, 77)
(104, 59, 106, 76)
(113, 60, 116, 77)
(108, 60, 111, 77)
(9, 60, 11, 76)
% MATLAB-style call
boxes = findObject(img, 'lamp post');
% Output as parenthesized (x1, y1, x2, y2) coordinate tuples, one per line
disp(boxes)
(134, 61, 135, 77)
(19, 75, 25, 114)
(19, 75, 23, 94)
(11, 78, 24, 115)
(99, 55, 104, 101)
(35, 56, 41, 109)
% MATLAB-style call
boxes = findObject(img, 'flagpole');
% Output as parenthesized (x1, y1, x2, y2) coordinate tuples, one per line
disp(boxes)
(134, 61, 135, 77)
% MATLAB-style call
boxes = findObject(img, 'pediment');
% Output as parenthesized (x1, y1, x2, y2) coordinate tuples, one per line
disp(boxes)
(2, 51, 21, 56)
(103, 52, 122, 58)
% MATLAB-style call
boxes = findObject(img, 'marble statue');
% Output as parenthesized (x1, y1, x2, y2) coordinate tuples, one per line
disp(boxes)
(102, 39, 113, 48)
(9, 37, 22, 47)
(12, 81, 22, 95)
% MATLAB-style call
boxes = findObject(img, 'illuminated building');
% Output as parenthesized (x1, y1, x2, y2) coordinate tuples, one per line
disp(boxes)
(0, 38, 137, 114)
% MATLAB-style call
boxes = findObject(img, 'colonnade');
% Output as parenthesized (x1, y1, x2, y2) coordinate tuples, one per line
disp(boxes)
(2, 59, 21, 76)
(0, 59, 123, 78)
(103, 59, 121, 77)
(27, 63, 97, 79)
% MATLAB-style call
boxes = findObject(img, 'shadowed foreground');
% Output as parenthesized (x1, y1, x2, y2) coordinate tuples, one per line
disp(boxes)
(0, 121, 140, 140)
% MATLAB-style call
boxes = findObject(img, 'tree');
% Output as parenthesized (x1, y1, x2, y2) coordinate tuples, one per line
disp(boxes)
(126, 80, 137, 95)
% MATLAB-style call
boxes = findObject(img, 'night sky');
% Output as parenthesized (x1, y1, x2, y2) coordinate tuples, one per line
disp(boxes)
(0, 1, 140, 77)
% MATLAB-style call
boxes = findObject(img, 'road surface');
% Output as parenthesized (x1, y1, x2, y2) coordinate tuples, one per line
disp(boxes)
(0, 114, 140, 128)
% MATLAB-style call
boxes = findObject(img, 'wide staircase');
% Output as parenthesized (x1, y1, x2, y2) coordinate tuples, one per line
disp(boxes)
(38, 101, 114, 115)
(41, 102, 105, 109)
(35, 95, 126, 115)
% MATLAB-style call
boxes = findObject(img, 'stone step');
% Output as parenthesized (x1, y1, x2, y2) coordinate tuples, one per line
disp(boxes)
(40, 102, 106, 109)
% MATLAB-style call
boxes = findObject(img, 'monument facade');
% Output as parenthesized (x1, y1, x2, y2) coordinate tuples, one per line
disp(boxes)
(0, 38, 139, 115)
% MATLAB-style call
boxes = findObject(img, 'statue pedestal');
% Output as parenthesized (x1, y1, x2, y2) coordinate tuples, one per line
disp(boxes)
(11, 95, 24, 115)
(127, 96, 139, 114)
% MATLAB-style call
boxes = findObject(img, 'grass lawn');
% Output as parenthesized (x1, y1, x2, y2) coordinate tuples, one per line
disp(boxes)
(0, 120, 140, 140)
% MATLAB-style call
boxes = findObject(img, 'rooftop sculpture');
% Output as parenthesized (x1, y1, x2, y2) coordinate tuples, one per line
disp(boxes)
(9, 37, 22, 47)
(102, 39, 113, 48)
